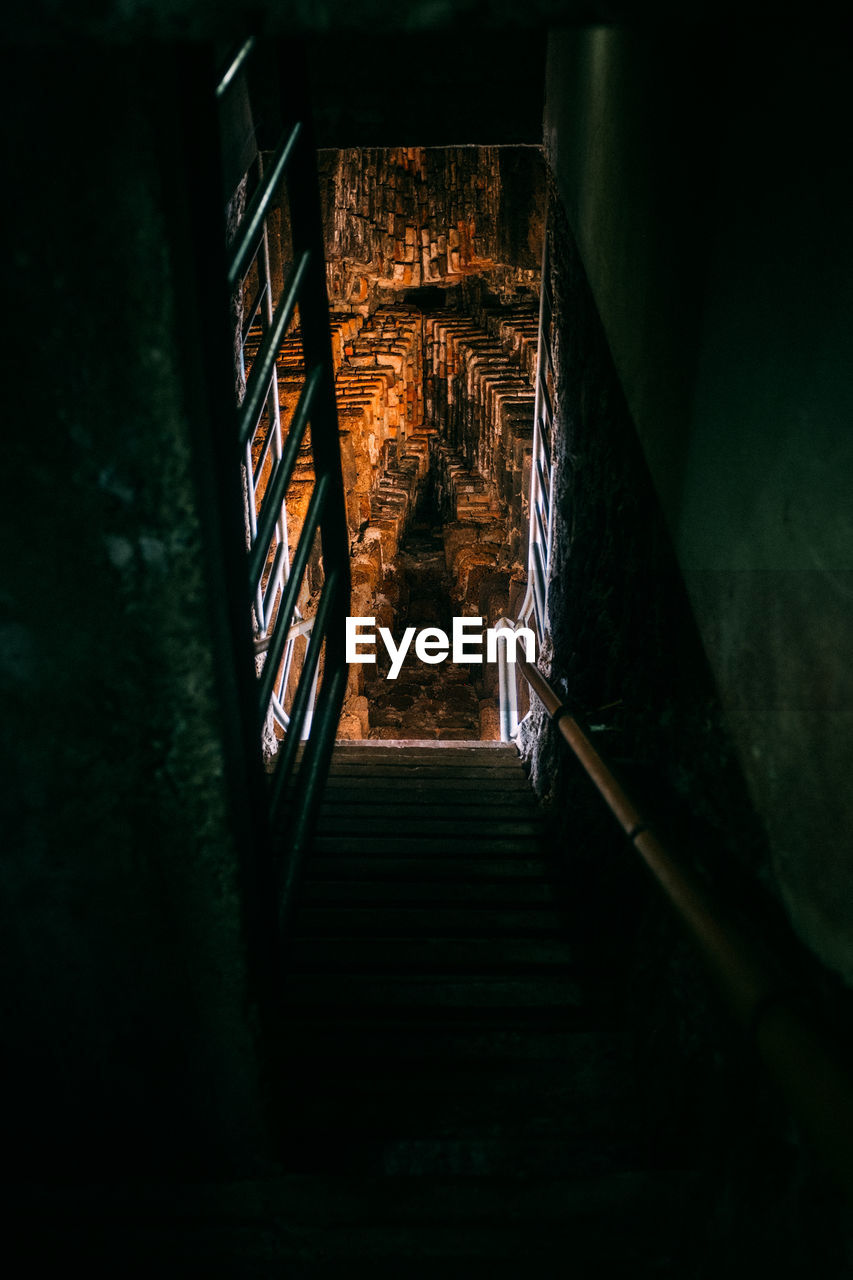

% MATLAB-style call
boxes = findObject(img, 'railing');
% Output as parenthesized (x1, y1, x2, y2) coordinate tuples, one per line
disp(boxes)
(513, 648, 853, 1201)
(217, 40, 351, 898)
(495, 213, 853, 1198)
(526, 227, 556, 643)
(500, 221, 554, 741)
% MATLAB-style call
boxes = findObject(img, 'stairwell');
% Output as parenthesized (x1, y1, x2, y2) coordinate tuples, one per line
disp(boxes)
(270, 742, 700, 1274)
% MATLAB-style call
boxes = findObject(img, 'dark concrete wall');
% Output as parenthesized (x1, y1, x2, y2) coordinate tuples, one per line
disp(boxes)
(0, 48, 270, 1177)
(5, 2, 686, 42)
(307, 35, 546, 147)
(543, 27, 721, 525)
(544, 28, 853, 984)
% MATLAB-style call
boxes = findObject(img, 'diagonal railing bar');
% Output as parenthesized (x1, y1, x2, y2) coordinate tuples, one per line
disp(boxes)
(241, 278, 269, 346)
(248, 364, 322, 592)
(268, 567, 341, 823)
(227, 122, 302, 291)
(238, 249, 310, 449)
(259, 536, 287, 628)
(276, 654, 350, 931)
(216, 36, 256, 101)
(252, 388, 283, 485)
(256, 472, 328, 716)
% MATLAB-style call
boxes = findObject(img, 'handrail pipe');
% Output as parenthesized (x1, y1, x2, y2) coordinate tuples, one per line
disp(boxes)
(515, 647, 853, 1202)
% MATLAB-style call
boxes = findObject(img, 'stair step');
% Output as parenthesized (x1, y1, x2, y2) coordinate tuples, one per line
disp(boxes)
(314, 815, 544, 838)
(306, 842, 547, 863)
(286, 936, 576, 972)
(312, 835, 543, 856)
(317, 781, 535, 802)
(326, 748, 523, 763)
(293, 906, 570, 936)
(300, 880, 559, 906)
(367, 1137, 660, 1183)
(329, 745, 519, 759)
(328, 749, 521, 761)
(279, 1020, 618, 1063)
(280, 1043, 631, 1093)
(324, 762, 526, 780)
(281, 973, 585, 1009)
(269, 1168, 696, 1219)
(16, 1171, 702, 1272)
(279, 1066, 634, 1141)
(315, 778, 535, 798)
(304, 856, 554, 880)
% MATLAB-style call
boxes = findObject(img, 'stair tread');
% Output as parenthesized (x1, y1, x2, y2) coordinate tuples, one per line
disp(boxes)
(312, 836, 544, 855)
(293, 907, 571, 935)
(301, 881, 559, 905)
(326, 758, 523, 769)
(325, 755, 526, 771)
(279, 1088, 635, 1144)
(16, 1170, 704, 1272)
(281, 973, 587, 1008)
(305, 844, 548, 861)
(317, 780, 533, 797)
(304, 857, 554, 880)
(321, 769, 532, 782)
(325, 747, 522, 757)
(286, 937, 576, 972)
(277, 1022, 617, 1062)
(279, 1134, 659, 1181)
(329, 744, 520, 755)
(315, 816, 544, 836)
(279, 1057, 633, 1102)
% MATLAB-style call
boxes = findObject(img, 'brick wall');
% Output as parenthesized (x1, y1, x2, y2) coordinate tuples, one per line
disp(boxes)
(318, 147, 541, 313)
(249, 145, 545, 741)
(425, 305, 538, 598)
(245, 291, 543, 743)
(242, 305, 435, 741)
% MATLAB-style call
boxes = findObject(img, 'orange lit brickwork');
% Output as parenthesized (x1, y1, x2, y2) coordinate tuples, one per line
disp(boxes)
(319, 147, 539, 313)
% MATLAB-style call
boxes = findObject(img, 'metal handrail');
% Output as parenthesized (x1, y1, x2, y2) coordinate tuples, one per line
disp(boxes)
(227, 122, 303, 292)
(238, 250, 311, 450)
(514, 648, 853, 1200)
(496, 218, 853, 1195)
(219, 40, 351, 905)
(500, 219, 553, 742)
(216, 36, 255, 101)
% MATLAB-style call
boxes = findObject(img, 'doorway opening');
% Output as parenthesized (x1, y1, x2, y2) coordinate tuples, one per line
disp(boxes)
(318, 145, 546, 741)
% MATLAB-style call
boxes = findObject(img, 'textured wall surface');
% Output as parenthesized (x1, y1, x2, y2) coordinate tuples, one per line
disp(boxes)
(1, 48, 268, 1178)
(5, 2, 654, 41)
(307, 35, 546, 147)
(319, 147, 542, 312)
(311, 146, 543, 740)
(544, 27, 853, 987)
(523, 177, 852, 1280)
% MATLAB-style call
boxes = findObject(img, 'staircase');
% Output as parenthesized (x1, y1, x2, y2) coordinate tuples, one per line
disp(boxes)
(272, 742, 700, 1274)
(19, 742, 705, 1273)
